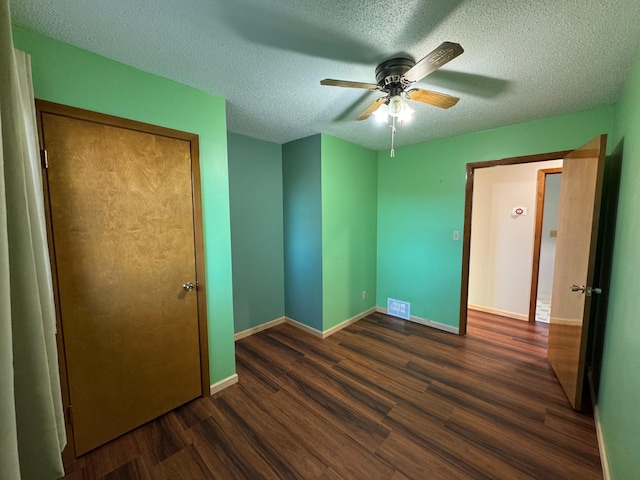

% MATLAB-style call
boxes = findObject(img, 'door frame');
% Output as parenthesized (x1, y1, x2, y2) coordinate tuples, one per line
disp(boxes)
(36, 100, 210, 462)
(459, 150, 570, 336)
(527, 167, 563, 322)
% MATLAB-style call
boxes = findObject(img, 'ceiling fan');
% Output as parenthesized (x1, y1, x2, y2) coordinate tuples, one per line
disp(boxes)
(321, 42, 464, 122)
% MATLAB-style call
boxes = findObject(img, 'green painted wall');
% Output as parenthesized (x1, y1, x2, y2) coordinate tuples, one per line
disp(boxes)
(228, 133, 284, 334)
(12, 26, 236, 383)
(599, 51, 640, 480)
(282, 135, 323, 331)
(377, 107, 614, 327)
(14, 30, 637, 478)
(321, 135, 377, 330)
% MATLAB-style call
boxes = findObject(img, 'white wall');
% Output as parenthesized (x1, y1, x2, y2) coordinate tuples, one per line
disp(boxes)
(537, 173, 562, 300)
(468, 160, 563, 320)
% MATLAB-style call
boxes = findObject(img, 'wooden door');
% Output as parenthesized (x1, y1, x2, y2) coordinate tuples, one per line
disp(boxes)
(40, 103, 207, 455)
(548, 135, 606, 410)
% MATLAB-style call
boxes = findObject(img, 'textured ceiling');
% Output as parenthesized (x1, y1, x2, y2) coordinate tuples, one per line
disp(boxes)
(10, 0, 640, 150)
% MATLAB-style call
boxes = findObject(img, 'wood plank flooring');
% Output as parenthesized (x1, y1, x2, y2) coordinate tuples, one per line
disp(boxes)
(62, 310, 602, 479)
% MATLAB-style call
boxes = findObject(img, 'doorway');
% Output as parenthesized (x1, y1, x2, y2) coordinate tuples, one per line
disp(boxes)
(38, 101, 210, 459)
(528, 168, 563, 323)
(465, 158, 563, 331)
(459, 150, 571, 335)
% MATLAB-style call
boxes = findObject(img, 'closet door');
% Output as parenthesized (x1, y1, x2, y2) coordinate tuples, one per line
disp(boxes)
(41, 104, 206, 455)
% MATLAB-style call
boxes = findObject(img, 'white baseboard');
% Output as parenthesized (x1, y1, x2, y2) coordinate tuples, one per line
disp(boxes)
(234, 317, 286, 341)
(594, 405, 611, 480)
(284, 316, 324, 338)
(321, 307, 377, 338)
(209, 373, 238, 395)
(375, 307, 459, 335)
(468, 304, 528, 322)
(284, 307, 377, 339)
(233, 308, 377, 341)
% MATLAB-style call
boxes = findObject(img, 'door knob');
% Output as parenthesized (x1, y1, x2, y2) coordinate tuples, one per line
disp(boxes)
(570, 284, 585, 293)
(570, 284, 602, 296)
(182, 282, 195, 291)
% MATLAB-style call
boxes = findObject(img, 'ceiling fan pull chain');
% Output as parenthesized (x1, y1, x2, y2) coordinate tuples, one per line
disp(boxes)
(390, 117, 397, 157)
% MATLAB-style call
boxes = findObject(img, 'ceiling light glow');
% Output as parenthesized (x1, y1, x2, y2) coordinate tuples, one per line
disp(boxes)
(373, 103, 389, 123)
(388, 95, 404, 117)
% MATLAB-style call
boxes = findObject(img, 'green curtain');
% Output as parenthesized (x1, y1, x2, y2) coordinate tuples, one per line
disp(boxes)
(1, 1, 66, 478)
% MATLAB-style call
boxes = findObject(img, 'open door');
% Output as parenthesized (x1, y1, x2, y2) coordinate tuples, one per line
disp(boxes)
(548, 135, 606, 410)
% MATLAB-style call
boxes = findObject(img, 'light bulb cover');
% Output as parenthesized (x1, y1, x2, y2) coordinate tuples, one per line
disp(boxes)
(373, 103, 389, 123)
(388, 95, 403, 117)
(397, 103, 414, 123)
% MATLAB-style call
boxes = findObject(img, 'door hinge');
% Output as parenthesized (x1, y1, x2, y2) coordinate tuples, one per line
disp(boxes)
(41, 149, 49, 169)
(66, 404, 73, 424)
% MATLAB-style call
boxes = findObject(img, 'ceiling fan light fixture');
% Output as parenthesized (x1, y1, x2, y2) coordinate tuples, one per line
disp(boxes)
(373, 102, 389, 123)
(387, 94, 414, 123)
(388, 95, 404, 117)
(398, 103, 414, 123)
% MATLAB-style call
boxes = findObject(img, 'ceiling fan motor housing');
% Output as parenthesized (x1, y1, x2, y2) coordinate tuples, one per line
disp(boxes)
(375, 57, 415, 95)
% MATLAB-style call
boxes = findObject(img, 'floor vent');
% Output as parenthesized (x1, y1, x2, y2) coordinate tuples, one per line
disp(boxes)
(387, 298, 410, 320)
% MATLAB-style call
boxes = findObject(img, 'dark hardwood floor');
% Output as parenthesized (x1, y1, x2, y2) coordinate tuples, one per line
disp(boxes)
(63, 311, 602, 479)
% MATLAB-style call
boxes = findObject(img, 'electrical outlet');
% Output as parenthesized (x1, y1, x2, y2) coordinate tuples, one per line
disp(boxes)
(362, 290, 367, 300)
(453, 230, 460, 240)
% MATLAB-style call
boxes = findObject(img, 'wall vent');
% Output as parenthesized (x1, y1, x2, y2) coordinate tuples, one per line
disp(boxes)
(387, 298, 410, 320)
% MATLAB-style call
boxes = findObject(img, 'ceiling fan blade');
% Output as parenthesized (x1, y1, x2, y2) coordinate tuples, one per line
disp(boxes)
(404, 42, 464, 83)
(356, 97, 387, 121)
(406, 88, 460, 109)
(321, 79, 380, 90)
